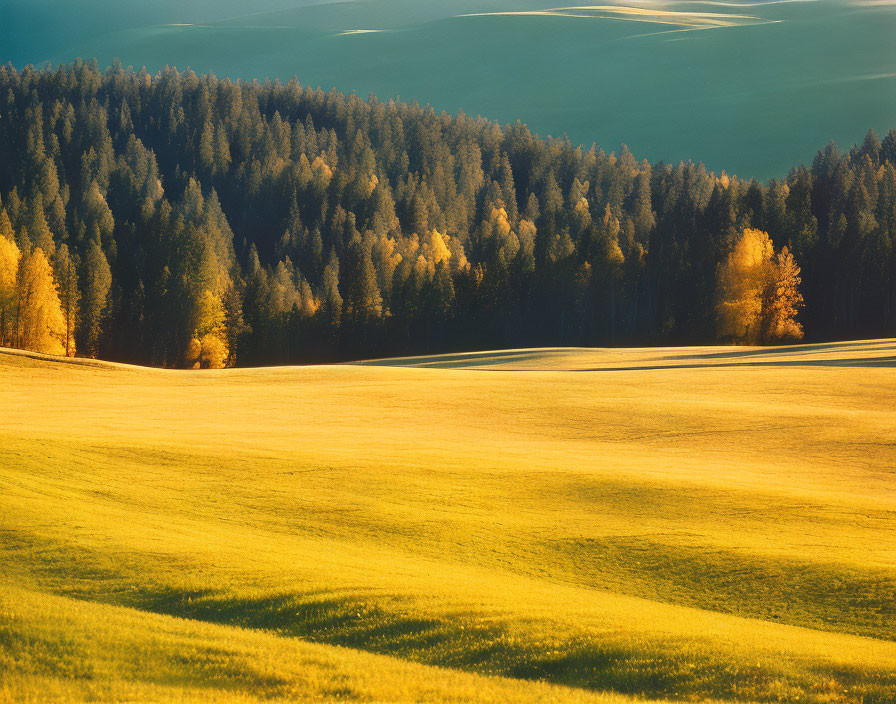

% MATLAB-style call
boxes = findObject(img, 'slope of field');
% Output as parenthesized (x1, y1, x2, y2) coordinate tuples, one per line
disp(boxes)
(1, 340, 895, 702)
(358, 338, 896, 370)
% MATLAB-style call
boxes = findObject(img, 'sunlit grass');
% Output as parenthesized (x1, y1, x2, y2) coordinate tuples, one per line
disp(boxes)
(1, 341, 895, 702)
(2, 584, 645, 704)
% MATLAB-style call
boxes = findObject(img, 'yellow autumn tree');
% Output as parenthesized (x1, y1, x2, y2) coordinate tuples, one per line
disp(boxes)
(298, 278, 320, 317)
(426, 229, 452, 267)
(716, 228, 803, 344)
(762, 246, 804, 342)
(15, 247, 66, 354)
(599, 203, 625, 273)
(189, 289, 229, 369)
(311, 156, 333, 185)
(199, 333, 228, 369)
(0, 233, 21, 346)
(185, 336, 203, 369)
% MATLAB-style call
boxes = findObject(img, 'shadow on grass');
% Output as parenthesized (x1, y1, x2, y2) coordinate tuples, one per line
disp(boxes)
(5, 527, 896, 703)
(541, 536, 896, 641)
(125, 584, 896, 703)
(670, 340, 896, 361)
(569, 356, 896, 372)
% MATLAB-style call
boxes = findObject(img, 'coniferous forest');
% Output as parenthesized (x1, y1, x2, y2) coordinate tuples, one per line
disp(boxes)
(1, 61, 895, 367)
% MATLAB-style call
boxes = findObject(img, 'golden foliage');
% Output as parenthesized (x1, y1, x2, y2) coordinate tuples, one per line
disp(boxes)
(601, 204, 625, 270)
(196, 289, 226, 338)
(185, 337, 202, 368)
(299, 279, 320, 317)
(187, 289, 232, 368)
(311, 156, 334, 184)
(519, 219, 537, 243)
(716, 228, 803, 344)
(763, 247, 804, 342)
(486, 206, 522, 265)
(199, 332, 228, 369)
(374, 236, 403, 281)
(426, 229, 452, 266)
(386, 229, 469, 280)
(0, 233, 20, 346)
(366, 173, 379, 198)
(574, 196, 590, 218)
(413, 254, 428, 278)
(15, 247, 66, 355)
(489, 206, 512, 238)
(716, 228, 773, 343)
(444, 233, 470, 272)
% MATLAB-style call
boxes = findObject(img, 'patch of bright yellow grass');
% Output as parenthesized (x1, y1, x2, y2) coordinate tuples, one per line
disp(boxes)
(1, 340, 895, 702)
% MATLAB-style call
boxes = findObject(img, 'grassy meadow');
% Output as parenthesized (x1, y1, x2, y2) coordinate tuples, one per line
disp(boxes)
(1, 340, 895, 702)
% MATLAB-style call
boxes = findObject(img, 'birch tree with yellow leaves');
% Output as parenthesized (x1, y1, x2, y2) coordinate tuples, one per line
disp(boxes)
(0, 226, 20, 347)
(716, 228, 803, 344)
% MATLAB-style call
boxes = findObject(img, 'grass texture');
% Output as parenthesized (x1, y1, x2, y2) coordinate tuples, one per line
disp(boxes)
(1, 340, 895, 702)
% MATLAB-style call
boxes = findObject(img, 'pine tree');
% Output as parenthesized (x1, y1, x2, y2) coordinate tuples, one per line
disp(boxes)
(321, 250, 343, 327)
(27, 194, 55, 256)
(0, 208, 15, 243)
(54, 243, 80, 356)
(80, 239, 112, 357)
(198, 120, 215, 174)
(343, 240, 382, 323)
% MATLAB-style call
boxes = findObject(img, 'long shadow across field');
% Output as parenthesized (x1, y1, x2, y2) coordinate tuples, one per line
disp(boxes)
(115, 583, 896, 702)
(5, 523, 896, 703)
(357, 349, 571, 368)
(672, 340, 896, 361)
(570, 356, 896, 372)
(358, 341, 896, 371)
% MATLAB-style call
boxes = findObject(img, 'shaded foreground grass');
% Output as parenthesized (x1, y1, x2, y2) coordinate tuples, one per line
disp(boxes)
(1, 584, 645, 704)
(1, 341, 895, 702)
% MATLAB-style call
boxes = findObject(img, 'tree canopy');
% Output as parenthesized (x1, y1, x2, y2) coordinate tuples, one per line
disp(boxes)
(0, 61, 893, 365)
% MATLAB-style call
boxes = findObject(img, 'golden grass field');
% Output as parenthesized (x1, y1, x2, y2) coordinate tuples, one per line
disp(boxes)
(1, 340, 895, 703)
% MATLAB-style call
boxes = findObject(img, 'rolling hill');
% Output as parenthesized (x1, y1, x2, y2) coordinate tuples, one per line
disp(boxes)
(2, 340, 895, 702)
(5, 0, 896, 177)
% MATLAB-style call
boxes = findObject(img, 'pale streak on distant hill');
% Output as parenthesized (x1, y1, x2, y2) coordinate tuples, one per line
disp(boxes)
(459, 5, 768, 28)
(627, 0, 818, 6)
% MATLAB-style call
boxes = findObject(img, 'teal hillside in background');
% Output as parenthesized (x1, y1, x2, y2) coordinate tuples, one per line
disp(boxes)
(4, 0, 896, 180)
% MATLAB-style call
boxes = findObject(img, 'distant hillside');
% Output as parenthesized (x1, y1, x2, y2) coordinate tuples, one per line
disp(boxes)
(5, 0, 896, 178)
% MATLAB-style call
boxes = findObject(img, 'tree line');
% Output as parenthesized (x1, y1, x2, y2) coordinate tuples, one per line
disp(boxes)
(0, 60, 893, 366)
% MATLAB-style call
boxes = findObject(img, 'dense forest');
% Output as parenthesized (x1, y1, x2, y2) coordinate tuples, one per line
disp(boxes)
(0, 61, 894, 367)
